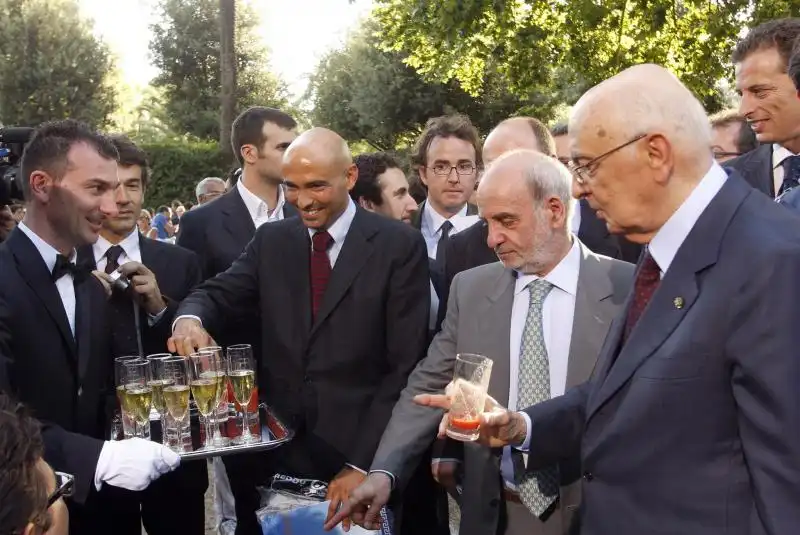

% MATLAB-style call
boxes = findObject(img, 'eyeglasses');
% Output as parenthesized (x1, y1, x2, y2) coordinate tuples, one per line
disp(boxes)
(427, 162, 478, 177)
(47, 471, 74, 507)
(569, 134, 648, 184)
(712, 150, 742, 160)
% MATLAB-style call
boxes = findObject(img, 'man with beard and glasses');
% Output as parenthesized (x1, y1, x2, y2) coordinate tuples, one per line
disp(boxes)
(0, 120, 179, 535)
(329, 150, 633, 535)
(169, 128, 430, 535)
(726, 18, 800, 198)
(76, 134, 206, 535)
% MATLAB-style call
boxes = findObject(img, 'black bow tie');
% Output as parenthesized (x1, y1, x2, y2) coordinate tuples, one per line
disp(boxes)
(52, 254, 88, 283)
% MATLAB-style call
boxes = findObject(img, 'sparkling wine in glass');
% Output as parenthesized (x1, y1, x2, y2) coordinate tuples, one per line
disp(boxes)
(114, 356, 142, 438)
(199, 346, 230, 447)
(227, 344, 259, 444)
(162, 356, 191, 452)
(189, 352, 224, 450)
(147, 353, 174, 423)
(122, 359, 154, 437)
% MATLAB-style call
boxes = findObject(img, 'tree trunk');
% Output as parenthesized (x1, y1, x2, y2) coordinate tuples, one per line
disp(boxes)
(219, 0, 236, 158)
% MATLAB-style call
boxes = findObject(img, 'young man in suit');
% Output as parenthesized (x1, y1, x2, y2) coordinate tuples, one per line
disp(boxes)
(0, 120, 179, 535)
(77, 134, 206, 535)
(416, 64, 800, 535)
(726, 18, 800, 198)
(329, 150, 634, 535)
(170, 128, 430, 534)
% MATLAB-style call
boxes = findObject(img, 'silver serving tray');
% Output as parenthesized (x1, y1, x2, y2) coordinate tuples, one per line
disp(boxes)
(177, 403, 294, 461)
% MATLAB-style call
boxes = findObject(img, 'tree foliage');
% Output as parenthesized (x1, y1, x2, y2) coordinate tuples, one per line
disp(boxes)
(149, 0, 290, 141)
(0, 0, 117, 127)
(307, 21, 553, 151)
(373, 0, 797, 113)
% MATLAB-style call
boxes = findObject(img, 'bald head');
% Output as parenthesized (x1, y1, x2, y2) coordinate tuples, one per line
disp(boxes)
(571, 64, 712, 166)
(282, 127, 357, 230)
(483, 117, 556, 166)
(283, 127, 352, 171)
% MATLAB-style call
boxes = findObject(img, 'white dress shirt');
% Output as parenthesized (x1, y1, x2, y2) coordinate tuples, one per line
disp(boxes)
(307, 199, 357, 267)
(237, 179, 287, 227)
(502, 239, 580, 488)
(18, 223, 78, 336)
(772, 144, 796, 196)
(93, 230, 141, 271)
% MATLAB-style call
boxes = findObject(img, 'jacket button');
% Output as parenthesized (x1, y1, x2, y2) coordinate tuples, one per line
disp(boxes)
(583, 471, 594, 481)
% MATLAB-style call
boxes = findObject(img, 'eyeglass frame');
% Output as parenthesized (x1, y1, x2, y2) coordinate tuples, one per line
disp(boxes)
(569, 133, 648, 185)
(712, 150, 742, 160)
(425, 162, 479, 178)
(47, 471, 74, 507)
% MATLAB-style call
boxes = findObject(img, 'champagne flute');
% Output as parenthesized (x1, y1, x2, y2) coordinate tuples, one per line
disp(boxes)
(122, 359, 153, 438)
(198, 346, 230, 447)
(162, 356, 191, 453)
(227, 344, 259, 444)
(147, 354, 174, 423)
(114, 356, 143, 438)
(189, 352, 222, 450)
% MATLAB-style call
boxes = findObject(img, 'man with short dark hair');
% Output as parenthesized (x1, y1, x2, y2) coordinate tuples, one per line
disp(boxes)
(726, 18, 800, 197)
(77, 134, 206, 535)
(0, 120, 179, 535)
(709, 110, 758, 162)
(0, 393, 69, 535)
(351, 152, 417, 224)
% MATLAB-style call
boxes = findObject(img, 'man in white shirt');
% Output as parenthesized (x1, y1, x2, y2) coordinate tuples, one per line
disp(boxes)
(328, 149, 633, 535)
(726, 18, 800, 198)
(415, 64, 800, 535)
(0, 120, 179, 535)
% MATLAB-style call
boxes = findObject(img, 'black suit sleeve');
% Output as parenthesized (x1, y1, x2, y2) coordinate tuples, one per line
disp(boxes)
(0, 295, 103, 504)
(175, 236, 261, 339)
(175, 212, 209, 279)
(349, 233, 431, 470)
(522, 381, 590, 472)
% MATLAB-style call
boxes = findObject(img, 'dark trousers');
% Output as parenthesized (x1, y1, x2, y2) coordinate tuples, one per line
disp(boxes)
(397, 447, 451, 535)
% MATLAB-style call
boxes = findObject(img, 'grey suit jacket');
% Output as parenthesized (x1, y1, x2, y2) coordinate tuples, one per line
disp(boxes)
(371, 240, 634, 535)
(524, 173, 800, 535)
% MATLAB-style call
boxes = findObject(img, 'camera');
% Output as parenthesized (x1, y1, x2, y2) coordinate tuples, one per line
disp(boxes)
(108, 270, 133, 296)
(0, 127, 34, 206)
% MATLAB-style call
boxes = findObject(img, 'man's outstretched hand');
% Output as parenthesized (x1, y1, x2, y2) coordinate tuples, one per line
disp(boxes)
(323, 472, 392, 532)
(413, 382, 529, 448)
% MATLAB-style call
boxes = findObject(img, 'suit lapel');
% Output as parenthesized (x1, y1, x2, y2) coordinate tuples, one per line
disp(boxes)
(287, 222, 312, 344)
(586, 174, 751, 420)
(8, 230, 78, 360)
(221, 188, 256, 242)
(74, 277, 95, 380)
(310, 210, 377, 338)
(481, 268, 515, 407)
(565, 243, 616, 390)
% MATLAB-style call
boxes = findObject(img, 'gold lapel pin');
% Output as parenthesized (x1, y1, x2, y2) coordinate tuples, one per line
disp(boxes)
(673, 297, 684, 309)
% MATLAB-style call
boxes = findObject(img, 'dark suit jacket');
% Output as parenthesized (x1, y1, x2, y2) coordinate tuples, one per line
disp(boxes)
(176, 208, 430, 477)
(409, 200, 479, 230)
(0, 228, 111, 503)
(77, 234, 202, 358)
(176, 187, 298, 354)
(523, 173, 800, 534)
(436, 201, 639, 329)
(724, 144, 774, 197)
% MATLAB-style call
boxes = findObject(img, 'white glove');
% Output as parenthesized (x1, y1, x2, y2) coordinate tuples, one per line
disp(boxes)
(94, 438, 181, 491)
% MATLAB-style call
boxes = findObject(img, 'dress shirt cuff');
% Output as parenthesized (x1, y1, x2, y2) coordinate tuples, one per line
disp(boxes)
(147, 306, 168, 326)
(431, 458, 461, 465)
(172, 315, 203, 333)
(346, 464, 367, 475)
(514, 411, 532, 451)
(369, 470, 396, 490)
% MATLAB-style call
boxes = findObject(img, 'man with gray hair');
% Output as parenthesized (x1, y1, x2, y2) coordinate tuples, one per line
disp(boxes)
(195, 176, 226, 205)
(402, 63, 800, 535)
(328, 149, 633, 535)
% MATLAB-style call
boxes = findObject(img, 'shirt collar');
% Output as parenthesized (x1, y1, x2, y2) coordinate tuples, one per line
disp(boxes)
(308, 199, 357, 244)
(17, 222, 75, 273)
(423, 201, 469, 234)
(772, 144, 796, 169)
(514, 238, 580, 297)
(648, 161, 727, 275)
(237, 179, 286, 220)
(93, 229, 140, 265)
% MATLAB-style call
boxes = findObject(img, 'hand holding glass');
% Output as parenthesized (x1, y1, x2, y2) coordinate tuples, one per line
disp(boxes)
(446, 353, 493, 442)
